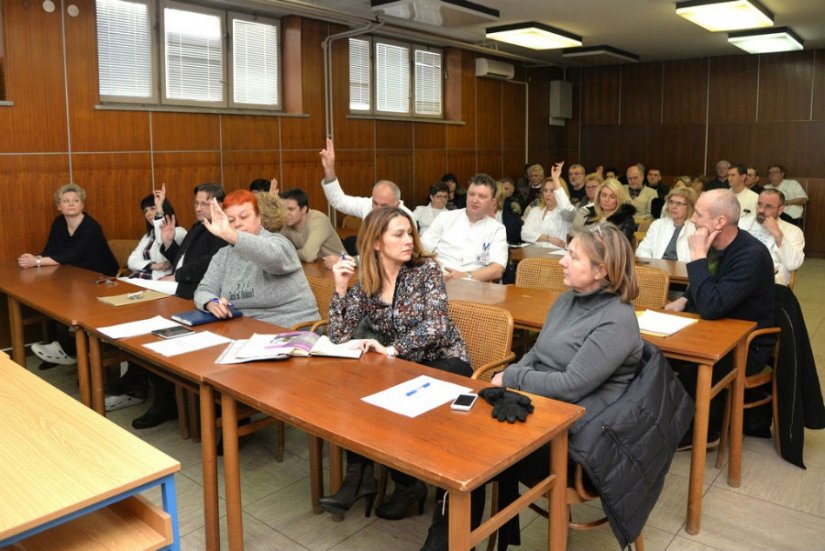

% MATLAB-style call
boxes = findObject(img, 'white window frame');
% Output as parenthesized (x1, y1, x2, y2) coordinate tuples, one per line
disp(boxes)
(227, 12, 280, 111)
(349, 36, 443, 120)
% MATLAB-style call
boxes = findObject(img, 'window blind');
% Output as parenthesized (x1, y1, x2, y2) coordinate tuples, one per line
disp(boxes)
(232, 18, 278, 107)
(96, 0, 153, 99)
(164, 7, 223, 103)
(414, 49, 441, 116)
(375, 42, 409, 114)
(349, 38, 370, 111)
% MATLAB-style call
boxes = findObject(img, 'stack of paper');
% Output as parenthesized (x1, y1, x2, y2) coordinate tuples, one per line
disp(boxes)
(362, 375, 471, 418)
(636, 310, 698, 337)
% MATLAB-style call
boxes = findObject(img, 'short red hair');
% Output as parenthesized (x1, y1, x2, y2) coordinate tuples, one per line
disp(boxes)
(222, 189, 260, 215)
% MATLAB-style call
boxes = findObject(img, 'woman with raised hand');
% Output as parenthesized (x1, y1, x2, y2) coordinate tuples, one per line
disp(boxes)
(520, 161, 576, 248)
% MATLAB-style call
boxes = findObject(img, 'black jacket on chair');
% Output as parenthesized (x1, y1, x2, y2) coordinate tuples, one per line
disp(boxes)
(568, 342, 694, 548)
(774, 284, 825, 468)
(161, 222, 227, 300)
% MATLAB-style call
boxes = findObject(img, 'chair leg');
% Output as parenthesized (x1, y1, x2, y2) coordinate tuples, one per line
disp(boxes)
(275, 420, 286, 463)
(771, 376, 780, 455)
(634, 532, 645, 551)
(716, 387, 732, 469)
(376, 464, 389, 507)
(188, 390, 201, 443)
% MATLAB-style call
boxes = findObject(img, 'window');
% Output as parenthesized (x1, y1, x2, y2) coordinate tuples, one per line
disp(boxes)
(349, 37, 442, 118)
(95, 0, 280, 110)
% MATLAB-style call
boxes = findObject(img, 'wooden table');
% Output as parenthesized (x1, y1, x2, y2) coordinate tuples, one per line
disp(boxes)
(206, 356, 584, 551)
(0, 262, 156, 407)
(445, 278, 560, 329)
(79, 313, 285, 551)
(0, 352, 181, 549)
(509, 245, 689, 285)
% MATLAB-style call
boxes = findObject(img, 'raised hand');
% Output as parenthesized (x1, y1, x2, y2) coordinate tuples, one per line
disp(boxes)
(319, 138, 337, 182)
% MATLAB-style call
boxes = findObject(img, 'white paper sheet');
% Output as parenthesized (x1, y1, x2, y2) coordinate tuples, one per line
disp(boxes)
(97, 315, 181, 340)
(117, 277, 179, 295)
(361, 375, 471, 418)
(142, 331, 231, 357)
(636, 309, 698, 337)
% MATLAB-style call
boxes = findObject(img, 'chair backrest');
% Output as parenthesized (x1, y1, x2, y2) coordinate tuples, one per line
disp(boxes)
(448, 300, 513, 380)
(788, 270, 797, 290)
(341, 215, 362, 230)
(108, 239, 139, 273)
(515, 257, 566, 292)
(633, 231, 646, 250)
(632, 265, 669, 309)
(637, 218, 653, 233)
(306, 276, 336, 320)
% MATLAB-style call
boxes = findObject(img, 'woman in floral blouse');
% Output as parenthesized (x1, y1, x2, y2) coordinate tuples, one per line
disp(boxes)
(320, 206, 471, 522)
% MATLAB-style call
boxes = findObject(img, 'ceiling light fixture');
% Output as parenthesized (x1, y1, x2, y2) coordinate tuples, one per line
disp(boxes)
(371, 0, 499, 27)
(675, 0, 773, 32)
(562, 45, 639, 63)
(728, 27, 804, 54)
(486, 21, 582, 50)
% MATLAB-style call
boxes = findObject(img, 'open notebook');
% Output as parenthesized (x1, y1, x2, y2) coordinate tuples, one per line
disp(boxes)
(216, 331, 364, 364)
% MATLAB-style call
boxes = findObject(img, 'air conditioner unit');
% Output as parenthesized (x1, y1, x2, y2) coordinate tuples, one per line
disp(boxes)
(475, 58, 515, 80)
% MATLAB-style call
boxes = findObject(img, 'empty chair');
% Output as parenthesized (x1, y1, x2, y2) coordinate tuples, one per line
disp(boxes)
(632, 265, 669, 310)
(448, 300, 515, 380)
(515, 257, 565, 292)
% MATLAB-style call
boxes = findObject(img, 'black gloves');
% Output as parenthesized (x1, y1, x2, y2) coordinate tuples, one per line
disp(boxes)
(478, 387, 534, 423)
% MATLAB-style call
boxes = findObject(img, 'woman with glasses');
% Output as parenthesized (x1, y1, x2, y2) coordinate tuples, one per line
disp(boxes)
(635, 187, 697, 261)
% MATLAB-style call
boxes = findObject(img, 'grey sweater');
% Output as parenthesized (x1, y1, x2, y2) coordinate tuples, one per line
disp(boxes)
(194, 228, 320, 328)
(502, 289, 643, 403)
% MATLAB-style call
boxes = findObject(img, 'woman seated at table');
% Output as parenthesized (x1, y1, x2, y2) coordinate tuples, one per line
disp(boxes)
(18, 183, 118, 366)
(322, 206, 473, 521)
(636, 187, 697, 261)
(442, 172, 465, 210)
(584, 178, 637, 244)
(127, 185, 187, 279)
(520, 162, 576, 248)
(195, 189, 319, 327)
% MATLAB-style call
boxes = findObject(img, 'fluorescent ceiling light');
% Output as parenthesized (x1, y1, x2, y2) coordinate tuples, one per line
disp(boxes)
(562, 45, 639, 63)
(728, 27, 804, 54)
(675, 0, 773, 32)
(486, 22, 582, 50)
(372, 0, 499, 27)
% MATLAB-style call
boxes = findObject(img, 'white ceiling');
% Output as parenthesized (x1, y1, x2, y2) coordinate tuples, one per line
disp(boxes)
(247, 0, 825, 66)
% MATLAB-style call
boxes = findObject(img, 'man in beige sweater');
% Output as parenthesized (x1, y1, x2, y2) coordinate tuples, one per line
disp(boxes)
(280, 188, 345, 267)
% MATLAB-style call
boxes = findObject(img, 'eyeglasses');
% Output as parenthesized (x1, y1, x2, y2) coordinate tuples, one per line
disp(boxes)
(668, 200, 688, 207)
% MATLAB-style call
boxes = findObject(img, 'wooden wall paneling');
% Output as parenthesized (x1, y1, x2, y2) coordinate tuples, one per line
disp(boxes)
(647, 124, 706, 176)
(502, 81, 526, 151)
(526, 67, 551, 162)
(800, 178, 824, 256)
(330, 35, 374, 149)
(581, 65, 620, 126)
(151, 113, 220, 152)
(281, 149, 332, 213)
(0, 0, 67, 153)
(281, 18, 326, 149)
(502, 152, 525, 181)
(580, 125, 646, 173)
(663, 58, 708, 124)
(152, 152, 222, 229)
(70, 152, 153, 241)
(447, 52, 476, 150)
(221, 115, 280, 151)
(476, 78, 502, 150)
(758, 51, 815, 122)
(750, 121, 825, 177)
(0, 155, 70, 262)
(813, 50, 825, 121)
(708, 55, 758, 124)
(375, 120, 413, 150)
(413, 150, 447, 206)
(620, 62, 663, 124)
(706, 123, 756, 171)
(414, 120, 446, 149)
(64, 0, 150, 152)
(376, 151, 414, 202)
(281, 16, 303, 114)
(222, 150, 280, 191)
(476, 151, 503, 179)
(446, 150, 476, 184)
(443, 48, 462, 121)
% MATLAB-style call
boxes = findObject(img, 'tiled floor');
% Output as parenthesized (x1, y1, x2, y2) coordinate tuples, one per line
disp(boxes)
(32, 258, 825, 550)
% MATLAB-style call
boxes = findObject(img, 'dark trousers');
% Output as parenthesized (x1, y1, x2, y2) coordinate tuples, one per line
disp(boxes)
(779, 212, 803, 228)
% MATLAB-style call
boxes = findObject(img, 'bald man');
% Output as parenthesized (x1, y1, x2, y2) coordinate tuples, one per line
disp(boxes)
(319, 139, 413, 220)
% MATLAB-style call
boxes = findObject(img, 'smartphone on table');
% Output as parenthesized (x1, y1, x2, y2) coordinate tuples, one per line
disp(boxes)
(451, 393, 478, 412)
(151, 326, 195, 339)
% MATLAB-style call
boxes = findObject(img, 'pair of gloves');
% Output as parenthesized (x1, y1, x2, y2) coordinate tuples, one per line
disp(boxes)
(478, 387, 534, 423)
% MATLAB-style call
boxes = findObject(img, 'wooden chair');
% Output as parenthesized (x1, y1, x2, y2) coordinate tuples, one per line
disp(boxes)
(341, 215, 362, 230)
(716, 327, 782, 468)
(108, 239, 139, 277)
(449, 300, 516, 380)
(293, 276, 337, 332)
(633, 231, 647, 250)
(636, 218, 653, 233)
(632, 265, 669, 310)
(788, 270, 797, 290)
(515, 257, 565, 292)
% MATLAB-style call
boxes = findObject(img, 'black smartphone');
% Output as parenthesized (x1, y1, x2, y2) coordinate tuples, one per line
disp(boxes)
(151, 326, 195, 339)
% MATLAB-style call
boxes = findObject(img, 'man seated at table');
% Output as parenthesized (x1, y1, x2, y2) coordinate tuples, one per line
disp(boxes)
(420, 174, 508, 282)
(740, 189, 805, 286)
(728, 163, 758, 228)
(666, 188, 775, 445)
(412, 181, 450, 233)
(129, 183, 228, 429)
(624, 163, 657, 221)
(279, 187, 344, 267)
(319, 138, 413, 219)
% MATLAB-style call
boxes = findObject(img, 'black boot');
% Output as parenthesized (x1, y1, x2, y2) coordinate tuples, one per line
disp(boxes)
(375, 480, 427, 520)
(420, 496, 448, 551)
(319, 462, 377, 517)
(131, 379, 177, 429)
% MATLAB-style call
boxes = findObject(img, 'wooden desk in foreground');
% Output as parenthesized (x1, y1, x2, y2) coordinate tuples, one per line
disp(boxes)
(0, 353, 180, 550)
(206, 356, 584, 551)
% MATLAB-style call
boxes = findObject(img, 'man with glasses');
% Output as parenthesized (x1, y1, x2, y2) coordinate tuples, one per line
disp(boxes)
(624, 163, 657, 221)
(764, 164, 807, 228)
(740, 189, 805, 286)
(567, 163, 588, 206)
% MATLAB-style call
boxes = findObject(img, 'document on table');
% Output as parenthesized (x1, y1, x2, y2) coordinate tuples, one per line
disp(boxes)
(117, 277, 179, 295)
(143, 331, 231, 357)
(98, 315, 181, 339)
(636, 309, 699, 337)
(362, 375, 471, 418)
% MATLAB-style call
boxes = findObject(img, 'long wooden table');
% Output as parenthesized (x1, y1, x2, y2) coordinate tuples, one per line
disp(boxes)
(0, 262, 160, 407)
(206, 355, 584, 551)
(0, 352, 181, 549)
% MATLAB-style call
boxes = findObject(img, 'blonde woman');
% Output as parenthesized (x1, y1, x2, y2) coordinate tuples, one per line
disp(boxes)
(521, 162, 576, 248)
(586, 178, 637, 243)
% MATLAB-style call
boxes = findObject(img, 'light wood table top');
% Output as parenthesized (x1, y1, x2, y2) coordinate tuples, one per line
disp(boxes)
(0, 352, 179, 542)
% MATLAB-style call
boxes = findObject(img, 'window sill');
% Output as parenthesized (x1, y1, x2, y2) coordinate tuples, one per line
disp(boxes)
(0, 100, 14, 107)
(94, 103, 309, 118)
(347, 113, 465, 126)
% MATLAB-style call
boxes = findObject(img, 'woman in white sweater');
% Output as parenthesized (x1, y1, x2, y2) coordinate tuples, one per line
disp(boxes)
(520, 162, 576, 248)
(127, 186, 186, 279)
(635, 186, 697, 261)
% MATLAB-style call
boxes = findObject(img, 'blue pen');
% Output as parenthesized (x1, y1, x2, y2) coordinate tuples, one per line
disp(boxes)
(210, 297, 235, 308)
(340, 250, 347, 261)
(406, 381, 431, 397)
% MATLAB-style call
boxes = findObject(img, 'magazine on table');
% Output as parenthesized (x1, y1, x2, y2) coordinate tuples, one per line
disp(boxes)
(216, 331, 364, 364)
